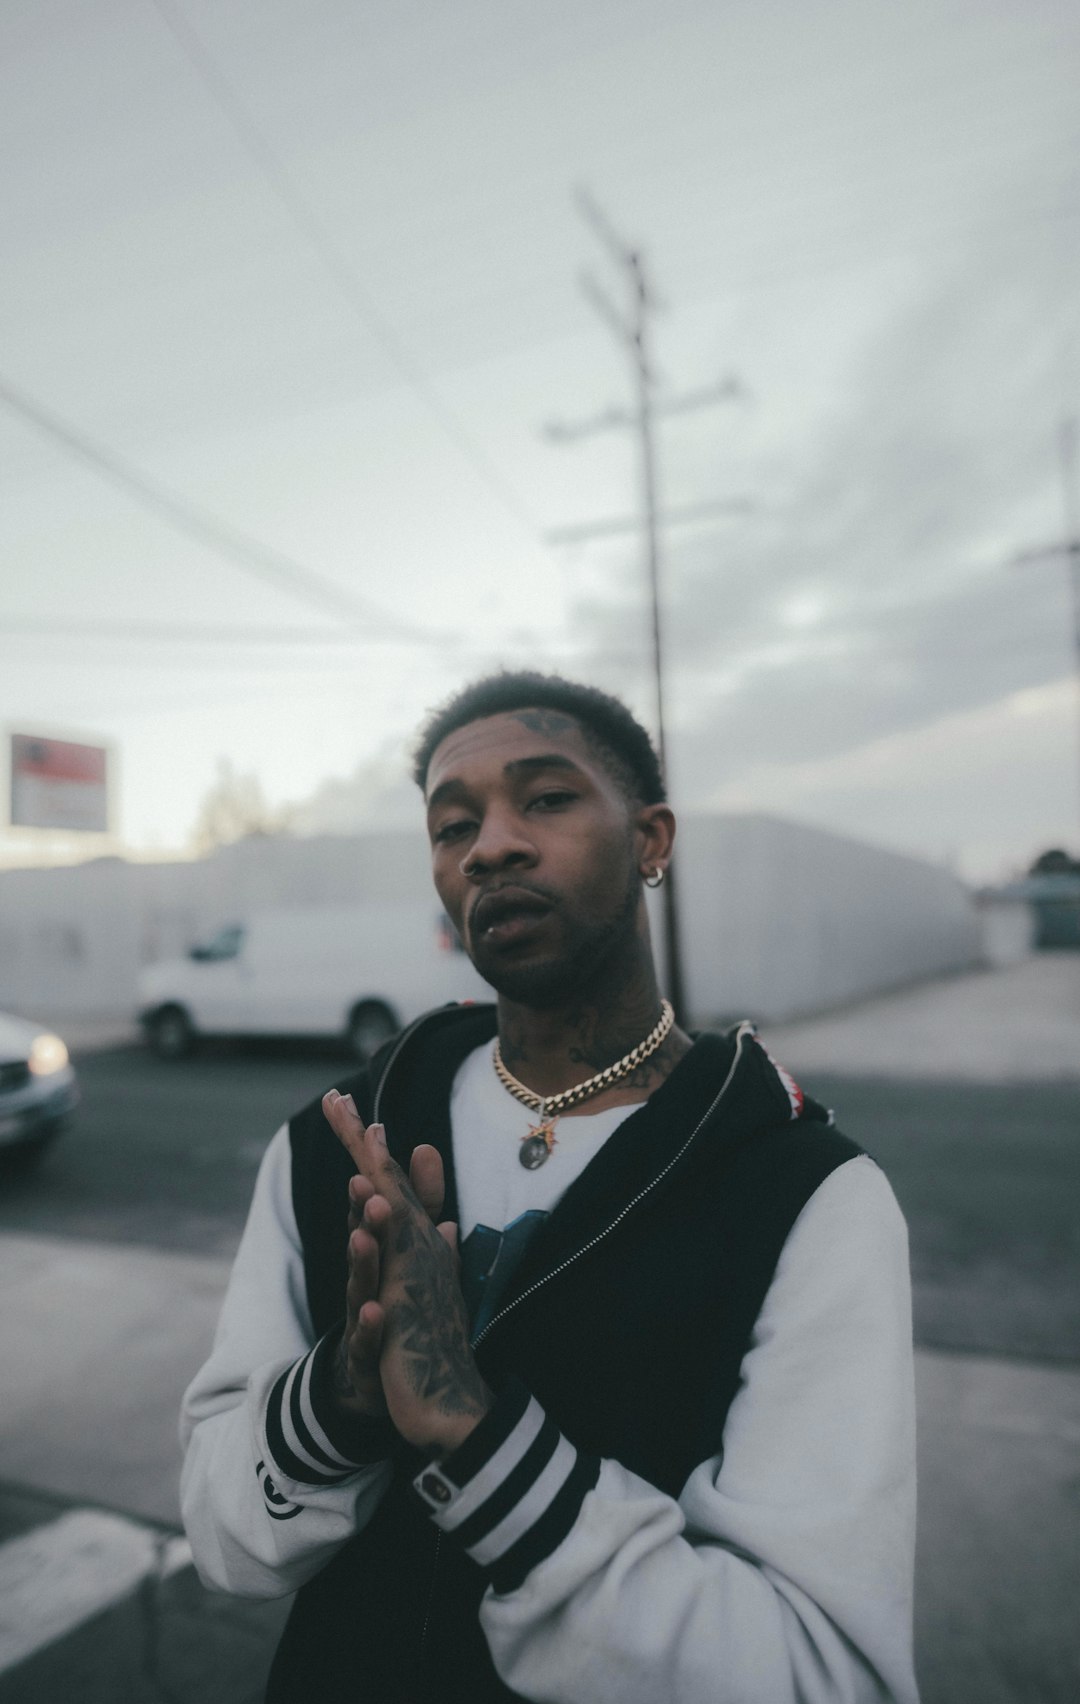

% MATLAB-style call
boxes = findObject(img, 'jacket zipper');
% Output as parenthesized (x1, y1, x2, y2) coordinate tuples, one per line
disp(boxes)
(374, 1007, 464, 1688)
(416, 1528, 441, 1681)
(471, 1023, 753, 1351)
(379, 1009, 751, 1681)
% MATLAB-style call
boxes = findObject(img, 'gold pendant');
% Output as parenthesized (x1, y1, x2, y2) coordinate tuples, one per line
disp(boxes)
(519, 1119, 558, 1169)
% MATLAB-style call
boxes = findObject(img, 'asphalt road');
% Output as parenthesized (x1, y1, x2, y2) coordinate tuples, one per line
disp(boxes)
(2, 1031, 1078, 1704)
(0, 1041, 347, 1259)
(2, 1042, 1078, 1362)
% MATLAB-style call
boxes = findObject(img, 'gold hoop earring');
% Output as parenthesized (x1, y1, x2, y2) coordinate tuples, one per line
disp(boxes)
(643, 867, 665, 888)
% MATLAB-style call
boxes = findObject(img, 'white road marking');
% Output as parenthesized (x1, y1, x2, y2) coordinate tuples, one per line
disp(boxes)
(0, 1509, 188, 1674)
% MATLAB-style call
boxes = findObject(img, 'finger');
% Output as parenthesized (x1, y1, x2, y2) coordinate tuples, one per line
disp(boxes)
(323, 1090, 367, 1170)
(348, 1300, 385, 1367)
(409, 1144, 445, 1223)
(325, 1096, 406, 1202)
(346, 1224, 380, 1314)
(436, 1219, 459, 1258)
(347, 1173, 376, 1232)
(355, 1123, 418, 1212)
(361, 1193, 393, 1244)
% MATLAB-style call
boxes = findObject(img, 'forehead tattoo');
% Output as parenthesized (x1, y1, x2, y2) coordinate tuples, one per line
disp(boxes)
(511, 709, 578, 738)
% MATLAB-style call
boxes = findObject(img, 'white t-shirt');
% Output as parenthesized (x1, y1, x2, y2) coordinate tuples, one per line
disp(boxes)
(450, 1039, 641, 1333)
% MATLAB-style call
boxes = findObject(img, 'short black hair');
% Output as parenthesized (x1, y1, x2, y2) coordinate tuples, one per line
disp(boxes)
(412, 671, 666, 805)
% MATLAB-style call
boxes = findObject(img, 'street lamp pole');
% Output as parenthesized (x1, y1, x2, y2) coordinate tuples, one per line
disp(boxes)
(570, 194, 688, 1021)
(629, 252, 689, 1023)
(543, 194, 749, 1019)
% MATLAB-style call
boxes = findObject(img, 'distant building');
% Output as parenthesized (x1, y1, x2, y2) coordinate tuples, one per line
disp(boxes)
(0, 813, 982, 1025)
(993, 849, 1080, 951)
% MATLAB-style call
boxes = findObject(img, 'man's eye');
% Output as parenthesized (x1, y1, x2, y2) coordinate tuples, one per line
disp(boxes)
(434, 819, 473, 844)
(530, 791, 575, 811)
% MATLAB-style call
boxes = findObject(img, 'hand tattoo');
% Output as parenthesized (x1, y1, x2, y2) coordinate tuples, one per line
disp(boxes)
(386, 1215, 490, 1419)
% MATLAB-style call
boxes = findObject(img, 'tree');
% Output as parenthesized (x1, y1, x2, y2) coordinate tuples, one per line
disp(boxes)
(189, 758, 291, 855)
(1029, 847, 1080, 876)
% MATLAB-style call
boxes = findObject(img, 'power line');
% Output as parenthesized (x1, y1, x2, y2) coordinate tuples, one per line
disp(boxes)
(544, 497, 756, 546)
(0, 613, 575, 669)
(0, 374, 428, 638)
(543, 378, 747, 442)
(149, 0, 542, 545)
(0, 616, 417, 646)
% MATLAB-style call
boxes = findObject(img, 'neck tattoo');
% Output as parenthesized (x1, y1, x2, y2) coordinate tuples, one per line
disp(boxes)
(493, 1000, 675, 1169)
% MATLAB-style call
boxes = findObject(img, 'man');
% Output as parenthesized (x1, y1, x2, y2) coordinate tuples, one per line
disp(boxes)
(181, 671, 919, 1704)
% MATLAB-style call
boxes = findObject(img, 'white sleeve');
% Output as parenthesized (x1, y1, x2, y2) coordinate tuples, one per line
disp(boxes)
(179, 1124, 393, 1599)
(412, 1155, 919, 1704)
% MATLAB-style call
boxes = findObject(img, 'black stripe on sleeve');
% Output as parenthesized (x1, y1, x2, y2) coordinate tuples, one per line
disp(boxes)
(486, 1451, 602, 1595)
(288, 1349, 363, 1476)
(264, 1361, 355, 1487)
(450, 1416, 562, 1552)
(306, 1328, 397, 1465)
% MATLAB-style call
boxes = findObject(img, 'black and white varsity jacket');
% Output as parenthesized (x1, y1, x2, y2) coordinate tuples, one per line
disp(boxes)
(181, 1003, 919, 1704)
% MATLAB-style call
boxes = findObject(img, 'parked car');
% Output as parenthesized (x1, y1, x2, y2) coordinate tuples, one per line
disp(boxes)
(136, 903, 489, 1061)
(0, 1011, 79, 1161)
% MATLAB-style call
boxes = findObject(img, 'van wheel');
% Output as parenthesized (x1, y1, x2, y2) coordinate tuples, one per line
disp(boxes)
(346, 1002, 397, 1063)
(147, 1004, 196, 1060)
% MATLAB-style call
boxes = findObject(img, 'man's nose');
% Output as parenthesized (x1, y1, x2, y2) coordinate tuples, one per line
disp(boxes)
(461, 809, 536, 878)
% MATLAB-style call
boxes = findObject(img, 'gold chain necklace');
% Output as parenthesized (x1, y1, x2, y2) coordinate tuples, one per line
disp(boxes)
(493, 999, 675, 1169)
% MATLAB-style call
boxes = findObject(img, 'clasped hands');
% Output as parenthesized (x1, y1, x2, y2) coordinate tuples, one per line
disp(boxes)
(322, 1089, 492, 1458)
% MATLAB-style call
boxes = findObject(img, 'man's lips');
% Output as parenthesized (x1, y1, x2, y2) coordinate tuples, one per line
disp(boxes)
(470, 885, 554, 942)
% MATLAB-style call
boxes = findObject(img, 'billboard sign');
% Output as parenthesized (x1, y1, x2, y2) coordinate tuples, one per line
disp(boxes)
(9, 734, 109, 833)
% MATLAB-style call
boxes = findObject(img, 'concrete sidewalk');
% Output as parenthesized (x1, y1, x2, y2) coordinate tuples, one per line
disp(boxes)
(1, 1228, 1077, 1702)
(0, 1486, 290, 1704)
(0, 1233, 228, 1527)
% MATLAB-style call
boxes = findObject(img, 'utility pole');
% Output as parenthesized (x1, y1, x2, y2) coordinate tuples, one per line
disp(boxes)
(543, 189, 747, 1022)
(1013, 418, 1080, 843)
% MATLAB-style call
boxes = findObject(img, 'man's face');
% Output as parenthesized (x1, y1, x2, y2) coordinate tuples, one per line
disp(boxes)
(424, 708, 643, 1007)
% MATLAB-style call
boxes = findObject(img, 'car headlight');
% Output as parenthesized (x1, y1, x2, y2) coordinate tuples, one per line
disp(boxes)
(28, 1033, 69, 1076)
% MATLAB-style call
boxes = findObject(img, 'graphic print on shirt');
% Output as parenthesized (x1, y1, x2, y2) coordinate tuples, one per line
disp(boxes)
(460, 1209, 549, 1337)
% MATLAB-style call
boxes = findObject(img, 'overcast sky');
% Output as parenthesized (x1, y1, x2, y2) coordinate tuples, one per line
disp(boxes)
(1, 0, 1078, 879)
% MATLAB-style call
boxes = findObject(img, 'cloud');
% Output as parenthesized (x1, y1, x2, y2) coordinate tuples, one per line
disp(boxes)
(570, 186, 1077, 802)
(704, 677, 1078, 881)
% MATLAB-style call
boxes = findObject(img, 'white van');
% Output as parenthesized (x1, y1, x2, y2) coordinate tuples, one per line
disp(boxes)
(136, 903, 490, 1060)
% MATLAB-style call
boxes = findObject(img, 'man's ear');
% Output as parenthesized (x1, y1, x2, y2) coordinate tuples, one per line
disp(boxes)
(634, 802, 676, 879)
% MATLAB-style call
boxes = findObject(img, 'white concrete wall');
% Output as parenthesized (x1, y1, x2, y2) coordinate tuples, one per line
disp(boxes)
(0, 832, 432, 1021)
(669, 814, 980, 1023)
(0, 816, 981, 1026)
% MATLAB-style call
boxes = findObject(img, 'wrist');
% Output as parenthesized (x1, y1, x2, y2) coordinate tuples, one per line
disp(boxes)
(421, 1394, 495, 1460)
(304, 1326, 394, 1466)
(412, 1381, 601, 1596)
(330, 1329, 387, 1421)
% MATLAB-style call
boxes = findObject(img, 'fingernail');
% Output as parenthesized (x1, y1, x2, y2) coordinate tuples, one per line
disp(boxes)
(343, 1093, 356, 1111)
(371, 1123, 387, 1146)
(325, 1089, 339, 1103)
